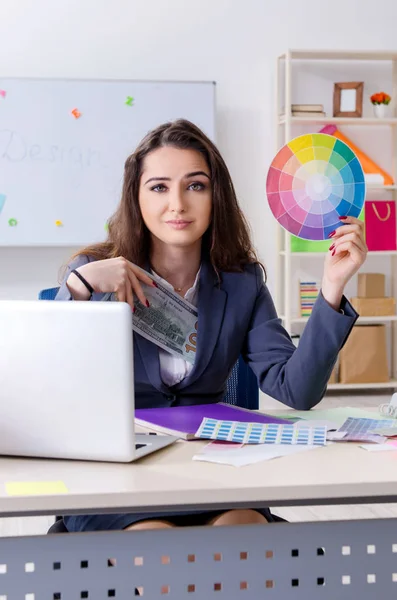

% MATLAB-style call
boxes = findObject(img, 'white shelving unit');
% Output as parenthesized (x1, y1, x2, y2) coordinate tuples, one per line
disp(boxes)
(275, 49, 397, 391)
(279, 116, 397, 126)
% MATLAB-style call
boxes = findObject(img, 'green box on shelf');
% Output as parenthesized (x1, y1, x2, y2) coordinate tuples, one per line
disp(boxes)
(291, 236, 330, 252)
(290, 210, 364, 253)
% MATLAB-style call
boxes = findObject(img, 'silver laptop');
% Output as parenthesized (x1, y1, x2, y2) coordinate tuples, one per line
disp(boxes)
(0, 300, 177, 462)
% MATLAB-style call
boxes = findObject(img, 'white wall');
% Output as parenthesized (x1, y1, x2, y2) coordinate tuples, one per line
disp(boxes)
(1, 0, 397, 299)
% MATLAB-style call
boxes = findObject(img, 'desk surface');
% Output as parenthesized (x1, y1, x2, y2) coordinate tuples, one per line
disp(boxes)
(1, 409, 397, 517)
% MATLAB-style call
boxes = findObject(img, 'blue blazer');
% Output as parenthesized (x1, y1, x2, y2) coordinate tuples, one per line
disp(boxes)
(56, 255, 358, 410)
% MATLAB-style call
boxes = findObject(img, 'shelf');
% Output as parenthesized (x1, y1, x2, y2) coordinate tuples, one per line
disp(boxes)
(280, 251, 397, 257)
(278, 116, 397, 126)
(279, 50, 397, 61)
(276, 48, 397, 395)
(327, 380, 397, 391)
(281, 315, 397, 325)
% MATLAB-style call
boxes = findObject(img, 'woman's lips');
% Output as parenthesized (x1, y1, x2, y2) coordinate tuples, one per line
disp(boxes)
(165, 220, 193, 230)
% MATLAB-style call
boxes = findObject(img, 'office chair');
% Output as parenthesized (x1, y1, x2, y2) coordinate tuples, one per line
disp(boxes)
(38, 287, 60, 300)
(39, 287, 260, 534)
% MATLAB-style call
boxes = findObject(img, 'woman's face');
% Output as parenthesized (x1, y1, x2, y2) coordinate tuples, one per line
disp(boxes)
(139, 146, 212, 249)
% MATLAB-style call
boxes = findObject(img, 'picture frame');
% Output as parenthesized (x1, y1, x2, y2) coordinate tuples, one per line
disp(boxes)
(333, 82, 364, 118)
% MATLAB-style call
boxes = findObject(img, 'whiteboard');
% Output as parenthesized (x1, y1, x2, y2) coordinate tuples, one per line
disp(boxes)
(0, 78, 216, 246)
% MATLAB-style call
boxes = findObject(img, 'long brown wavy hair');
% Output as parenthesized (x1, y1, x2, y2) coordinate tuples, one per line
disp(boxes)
(74, 119, 262, 275)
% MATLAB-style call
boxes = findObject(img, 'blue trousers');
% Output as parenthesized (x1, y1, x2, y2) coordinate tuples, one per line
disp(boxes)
(64, 508, 277, 532)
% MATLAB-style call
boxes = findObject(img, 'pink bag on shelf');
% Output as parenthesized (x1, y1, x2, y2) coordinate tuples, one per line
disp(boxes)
(365, 201, 397, 251)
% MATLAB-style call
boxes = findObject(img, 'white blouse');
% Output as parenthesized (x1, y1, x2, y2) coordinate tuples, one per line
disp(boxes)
(154, 271, 200, 387)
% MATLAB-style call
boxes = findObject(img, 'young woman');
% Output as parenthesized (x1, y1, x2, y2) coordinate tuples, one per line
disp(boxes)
(56, 119, 367, 532)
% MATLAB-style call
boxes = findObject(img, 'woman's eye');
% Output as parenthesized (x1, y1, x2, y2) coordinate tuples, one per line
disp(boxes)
(151, 184, 167, 192)
(188, 182, 205, 191)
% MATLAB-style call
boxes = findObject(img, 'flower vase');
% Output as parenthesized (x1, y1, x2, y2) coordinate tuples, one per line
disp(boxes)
(373, 104, 388, 118)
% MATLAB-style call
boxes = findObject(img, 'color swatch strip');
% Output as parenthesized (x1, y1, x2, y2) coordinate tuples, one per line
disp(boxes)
(337, 417, 395, 443)
(339, 417, 395, 432)
(195, 418, 327, 446)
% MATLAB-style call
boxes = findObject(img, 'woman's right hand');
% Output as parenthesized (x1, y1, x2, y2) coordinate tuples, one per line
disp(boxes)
(67, 257, 156, 310)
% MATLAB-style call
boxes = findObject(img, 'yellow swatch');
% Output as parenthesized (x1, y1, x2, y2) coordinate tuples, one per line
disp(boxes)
(287, 134, 313, 154)
(313, 146, 332, 162)
(6, 481, 68, 496)
(311, 133, 336, 149)
(296, 147, 315, 164)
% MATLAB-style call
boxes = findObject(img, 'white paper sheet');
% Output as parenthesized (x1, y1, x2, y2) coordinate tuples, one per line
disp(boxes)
(359, 443, 397, 452)
(192, 442, 321, 467)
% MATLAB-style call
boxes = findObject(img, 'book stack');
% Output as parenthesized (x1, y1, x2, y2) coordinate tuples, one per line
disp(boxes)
(281, 104, 325, 118)
(299, 281, 320, 317)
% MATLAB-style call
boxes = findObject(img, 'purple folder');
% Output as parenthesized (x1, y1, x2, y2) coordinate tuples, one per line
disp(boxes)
(135, 403, 290, 439)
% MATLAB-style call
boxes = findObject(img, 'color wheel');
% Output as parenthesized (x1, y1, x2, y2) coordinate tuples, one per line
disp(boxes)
(266, 133, 366, 240)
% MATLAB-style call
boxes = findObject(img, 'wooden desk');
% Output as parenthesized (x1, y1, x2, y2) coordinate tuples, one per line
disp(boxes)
(1, 411, 397, 517)
(1, 409, 397, 599)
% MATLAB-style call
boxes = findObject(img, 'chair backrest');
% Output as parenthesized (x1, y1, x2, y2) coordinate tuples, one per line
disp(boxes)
(38, 288, 259, 410)
(224, 356, 259, 410)
(38, 287, 59, 300)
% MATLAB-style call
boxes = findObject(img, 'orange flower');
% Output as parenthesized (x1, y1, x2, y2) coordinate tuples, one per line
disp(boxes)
(371, 91, 391, 105)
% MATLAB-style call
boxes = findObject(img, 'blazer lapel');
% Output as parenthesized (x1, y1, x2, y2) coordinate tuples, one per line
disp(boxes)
(174, 261, 227, 390)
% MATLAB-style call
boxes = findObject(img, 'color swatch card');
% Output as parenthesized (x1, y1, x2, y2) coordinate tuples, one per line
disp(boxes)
(370, 427, 397, 437)
(195, 418, 327, 446)
(266, 133, 365, 240)
(337, 417, 395, 443)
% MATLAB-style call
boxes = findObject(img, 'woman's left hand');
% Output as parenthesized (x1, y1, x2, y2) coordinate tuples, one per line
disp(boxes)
(322, 216, 368, 310)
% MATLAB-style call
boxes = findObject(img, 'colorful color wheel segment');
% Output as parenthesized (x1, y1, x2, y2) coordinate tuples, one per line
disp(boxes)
(266, 133, 366, 240)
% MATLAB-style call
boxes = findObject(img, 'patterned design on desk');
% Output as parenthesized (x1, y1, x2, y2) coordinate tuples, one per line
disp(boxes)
(338, 417, 395, 442)
(196, 418, 327, 446)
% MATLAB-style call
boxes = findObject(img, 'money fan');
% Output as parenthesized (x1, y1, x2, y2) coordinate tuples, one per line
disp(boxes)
(266, 133, 366, 240)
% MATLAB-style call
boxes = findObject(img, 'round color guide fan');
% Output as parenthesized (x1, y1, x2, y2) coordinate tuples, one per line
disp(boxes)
(266, 133, 366, 240)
